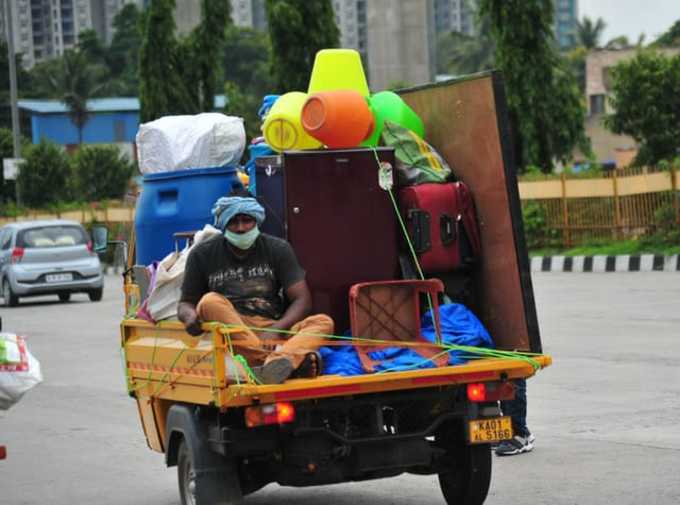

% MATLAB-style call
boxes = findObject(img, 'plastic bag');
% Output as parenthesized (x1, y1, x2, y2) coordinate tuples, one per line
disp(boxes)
(381, 120, 452, 186)
(136, 113, 246, 175)
(146, 249, 189, 321)
(0, 333, 43, 410)
(145, 225, 221, 322)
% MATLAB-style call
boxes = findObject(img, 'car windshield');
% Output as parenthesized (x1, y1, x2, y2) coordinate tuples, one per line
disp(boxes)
(17, 225, 88, 249)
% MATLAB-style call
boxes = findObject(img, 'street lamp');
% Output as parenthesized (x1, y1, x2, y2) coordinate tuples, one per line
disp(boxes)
(3, 0, 22, 205)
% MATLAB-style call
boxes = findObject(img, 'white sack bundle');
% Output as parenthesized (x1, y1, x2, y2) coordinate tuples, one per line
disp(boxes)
(136, 113, 245, 175)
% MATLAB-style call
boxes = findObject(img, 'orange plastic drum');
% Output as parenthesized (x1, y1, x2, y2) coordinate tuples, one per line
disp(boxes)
(301, 90, 375, 149)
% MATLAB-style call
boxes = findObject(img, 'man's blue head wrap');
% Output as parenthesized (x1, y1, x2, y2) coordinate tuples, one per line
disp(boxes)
(212, 196, 265, 231)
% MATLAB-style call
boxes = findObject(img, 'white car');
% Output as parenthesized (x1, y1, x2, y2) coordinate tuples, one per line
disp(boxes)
(0, 220, 104, 307)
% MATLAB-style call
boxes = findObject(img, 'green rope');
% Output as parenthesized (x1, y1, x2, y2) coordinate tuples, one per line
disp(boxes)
(233, 355, 262, 385)
(216, 323, 542, 371)
(223, 329, 240, 385)
(370, 148, 442, 345)
(374, 349, 452, 375)
(146, 331, 160, 386)
(152, 347, 186, 396)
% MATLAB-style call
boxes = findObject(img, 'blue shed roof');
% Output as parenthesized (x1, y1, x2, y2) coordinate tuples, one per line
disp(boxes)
(18, 95, 227, 114)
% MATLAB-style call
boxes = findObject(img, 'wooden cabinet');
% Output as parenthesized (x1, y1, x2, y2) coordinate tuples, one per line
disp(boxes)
(256, 148, 400, 332)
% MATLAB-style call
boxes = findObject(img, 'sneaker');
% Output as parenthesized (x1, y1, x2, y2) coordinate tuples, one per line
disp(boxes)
(495, 433, 535, 456)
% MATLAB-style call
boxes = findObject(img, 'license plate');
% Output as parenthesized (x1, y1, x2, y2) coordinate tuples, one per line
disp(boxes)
(45, 273, 73, 283)
(469, 416, 513, 444)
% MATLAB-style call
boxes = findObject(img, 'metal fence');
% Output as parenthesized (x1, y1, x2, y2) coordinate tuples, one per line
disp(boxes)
(519, 167, 680, 247)
(0, 204, 134, 228)
(3, 170, 679, 250)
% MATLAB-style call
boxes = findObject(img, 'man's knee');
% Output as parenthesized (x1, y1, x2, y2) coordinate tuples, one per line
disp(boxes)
(310, 314, 334, 334)
(197, 292, 234, 315)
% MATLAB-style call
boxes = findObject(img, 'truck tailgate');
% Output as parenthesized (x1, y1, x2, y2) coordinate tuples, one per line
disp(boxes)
(122, 319, 551, 408)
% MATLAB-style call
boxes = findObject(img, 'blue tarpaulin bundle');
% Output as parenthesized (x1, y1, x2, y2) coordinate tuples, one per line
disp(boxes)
(320, 303, 494, 376)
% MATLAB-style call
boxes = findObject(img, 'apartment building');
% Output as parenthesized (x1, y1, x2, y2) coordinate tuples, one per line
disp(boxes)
(365, 0, 435, 90)
(231, 0, 267, 31)
(434, 0, 475, 36)
(553, 0, 578, 49)
(90, 0, 144, 44)
(333, 0, 367, 60)
(1, 0, 149, 67)
(1, 0, 92, 67)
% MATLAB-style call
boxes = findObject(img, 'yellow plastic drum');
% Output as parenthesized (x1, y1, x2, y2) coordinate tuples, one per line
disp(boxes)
(262, 92, 323, 152)
(308, 49, 370, 97)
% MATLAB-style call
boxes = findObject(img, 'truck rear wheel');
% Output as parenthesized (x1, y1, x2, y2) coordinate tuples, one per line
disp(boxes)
(177, 439, 243, 505)
(437, 443, 492, 505)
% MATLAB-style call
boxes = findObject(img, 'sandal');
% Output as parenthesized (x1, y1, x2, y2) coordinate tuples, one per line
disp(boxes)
(255, 358, 294, 384)
(292, 351, 324, 379)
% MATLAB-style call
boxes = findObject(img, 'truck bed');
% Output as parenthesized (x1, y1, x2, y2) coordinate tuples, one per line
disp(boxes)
(122, 319, 551, 409)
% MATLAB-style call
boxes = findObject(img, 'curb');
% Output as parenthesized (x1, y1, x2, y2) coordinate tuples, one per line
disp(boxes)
(530, 254, 680, 273)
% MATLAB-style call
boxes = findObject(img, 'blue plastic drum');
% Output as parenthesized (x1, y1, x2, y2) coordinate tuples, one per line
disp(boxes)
(135, 167, 240, 265)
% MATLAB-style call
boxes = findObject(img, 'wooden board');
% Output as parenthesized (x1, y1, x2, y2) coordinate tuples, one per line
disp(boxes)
(400, 73, 541, 352)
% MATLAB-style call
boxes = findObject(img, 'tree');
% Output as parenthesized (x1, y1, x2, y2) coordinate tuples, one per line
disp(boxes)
(266, 0, 340, 93)
(577, 16, 606, 49)
(108, 3, 143, 94)
(222, 26, 276, 139)
(654, 19, 680, 47)
(605, 51, 680, 166)
(223, 82, 261, 141)
(140, 0, 232, 122)
(437, 16, 495, 75)
(17, 141, 72, 207)
(78, 29, 108, 63)
(139, 0, 196, 122)
(0, 40, 31, 123)
(0, 128, 29, 202)
(50, 49, 109, 143)
(189, 0, 231, 111)
(72, 146, 134, 201)
(479, 0, 588, 172)
(223, 25, 274, 98)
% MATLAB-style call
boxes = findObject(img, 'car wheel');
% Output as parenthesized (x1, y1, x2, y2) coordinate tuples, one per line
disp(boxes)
(88, 287, 103, 302)
(58, 292, 71, 302)
(2, 279, 18, 307)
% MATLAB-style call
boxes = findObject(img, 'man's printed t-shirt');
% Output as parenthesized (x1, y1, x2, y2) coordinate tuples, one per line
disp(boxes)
(180, 233, 305, 319)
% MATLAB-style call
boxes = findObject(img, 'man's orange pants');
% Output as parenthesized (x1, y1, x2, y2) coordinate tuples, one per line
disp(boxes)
(197, 292, 334, 368)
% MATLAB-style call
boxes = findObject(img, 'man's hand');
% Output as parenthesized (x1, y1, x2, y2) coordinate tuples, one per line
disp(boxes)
(184, 312, 203, 336)
(178, 302, 203, 336)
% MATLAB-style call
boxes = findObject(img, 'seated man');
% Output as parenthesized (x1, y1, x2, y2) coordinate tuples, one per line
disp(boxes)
(178, 191, 334, 384)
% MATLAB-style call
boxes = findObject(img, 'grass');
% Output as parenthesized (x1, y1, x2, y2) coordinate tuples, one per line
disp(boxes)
(530, 239, 680, 257)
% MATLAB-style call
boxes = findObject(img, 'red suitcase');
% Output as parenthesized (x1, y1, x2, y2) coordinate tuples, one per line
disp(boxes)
(398, 182, 481, 274)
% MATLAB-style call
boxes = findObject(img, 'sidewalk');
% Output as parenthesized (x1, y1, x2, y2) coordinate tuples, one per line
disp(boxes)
(530, 254, 680, 273)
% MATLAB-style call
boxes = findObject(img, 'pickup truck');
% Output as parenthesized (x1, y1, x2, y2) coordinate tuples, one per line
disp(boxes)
(116, 71, 551, 505)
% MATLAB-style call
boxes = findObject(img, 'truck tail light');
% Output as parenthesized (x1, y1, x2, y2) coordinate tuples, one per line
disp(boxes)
(10, 247, 24, 263)
(467, 381, 516, 402)
(245, 402, 295, 428)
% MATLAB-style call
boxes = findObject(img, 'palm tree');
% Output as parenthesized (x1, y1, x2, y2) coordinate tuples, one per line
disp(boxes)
(437, 16, 495, 75)
(577, 16, 606, 49)
(604, 35, 630, 50)
(49, 50, 109, 144)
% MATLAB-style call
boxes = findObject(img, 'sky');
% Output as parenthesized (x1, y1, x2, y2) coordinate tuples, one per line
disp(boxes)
(580, 0, 680, 44)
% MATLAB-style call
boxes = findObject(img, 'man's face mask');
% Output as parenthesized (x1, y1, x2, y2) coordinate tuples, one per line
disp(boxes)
(224, 226, 260, 250)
